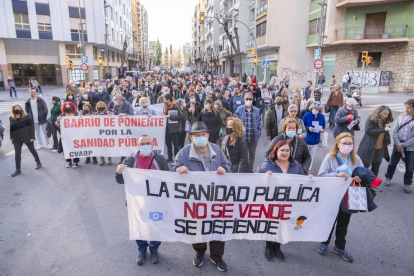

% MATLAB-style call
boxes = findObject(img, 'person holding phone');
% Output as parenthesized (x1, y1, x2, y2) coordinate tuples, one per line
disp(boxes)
(357, 106, 393, 191)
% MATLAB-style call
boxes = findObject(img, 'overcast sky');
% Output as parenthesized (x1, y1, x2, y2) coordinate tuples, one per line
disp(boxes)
(141, 0, 195, 50)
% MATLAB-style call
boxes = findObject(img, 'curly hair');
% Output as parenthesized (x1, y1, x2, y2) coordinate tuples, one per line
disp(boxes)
(368, 105, 394, 124)
(61, 101, 77, 114)
(226, 117, 244, 139)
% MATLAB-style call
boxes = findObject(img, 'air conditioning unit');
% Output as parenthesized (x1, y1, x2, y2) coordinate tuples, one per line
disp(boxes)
(356, 34, 363, 39)
(382, 33, 389, 39)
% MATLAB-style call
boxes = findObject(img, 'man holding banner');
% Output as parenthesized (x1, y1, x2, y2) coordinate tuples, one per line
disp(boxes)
(171, 121, 232, 272)
(116, 134, 169, 266)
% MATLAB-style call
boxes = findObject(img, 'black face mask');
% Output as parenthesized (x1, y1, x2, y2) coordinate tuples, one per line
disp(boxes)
(226, 127, 233, 135)
(65, 108, 72, 113)
(283, 100, 288, 104)
(98, 107, 105, 112)
(276, 101, 283, 106)
(14, 110, 21, 115)
(83, 109, 90, 114)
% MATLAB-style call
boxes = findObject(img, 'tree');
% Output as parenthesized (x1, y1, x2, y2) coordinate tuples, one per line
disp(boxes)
(120, 35, 131, 73)
(163, 47, 169, 68)
(154, 39, 162, 66)
(172, 48, 182, 68)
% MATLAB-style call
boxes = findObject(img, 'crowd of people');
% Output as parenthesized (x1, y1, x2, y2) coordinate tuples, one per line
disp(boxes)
(6, 70, 414, 272)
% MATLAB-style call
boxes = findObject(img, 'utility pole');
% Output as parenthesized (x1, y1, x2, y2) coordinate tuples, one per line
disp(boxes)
(104, 2, 112, 76)
(78, 0, 85, 55)
(315, 0, 327, 86)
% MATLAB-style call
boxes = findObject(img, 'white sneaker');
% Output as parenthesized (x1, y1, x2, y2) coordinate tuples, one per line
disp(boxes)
(35, 145, 43, 150)
(47, 144, 53, 149)
(52, 149, 58, 152)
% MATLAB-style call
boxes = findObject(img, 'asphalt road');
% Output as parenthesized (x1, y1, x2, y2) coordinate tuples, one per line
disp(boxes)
(0, 87, 413, 276)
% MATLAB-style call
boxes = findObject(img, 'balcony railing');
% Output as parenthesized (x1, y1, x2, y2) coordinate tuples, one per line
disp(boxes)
(335, 25, 408, 40)
(256, 3, 268, 16)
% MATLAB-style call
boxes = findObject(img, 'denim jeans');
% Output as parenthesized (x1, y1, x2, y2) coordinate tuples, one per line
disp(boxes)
(34, 123, 50, 146)
(342, 82, 347, 92)
(136, 240, 161, 253)
(385, 147, 414, 186)
(9, 87, 17, 97)
(165, 132, 179, 159)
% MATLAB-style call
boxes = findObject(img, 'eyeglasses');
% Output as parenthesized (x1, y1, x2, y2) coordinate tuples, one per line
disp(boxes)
(340, 142, 353, 146)
(139, 142, 152, 146)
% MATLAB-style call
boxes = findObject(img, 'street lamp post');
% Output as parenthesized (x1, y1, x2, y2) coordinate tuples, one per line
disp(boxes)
(315, 0, 327, 87)
(78, 0, 85, 55)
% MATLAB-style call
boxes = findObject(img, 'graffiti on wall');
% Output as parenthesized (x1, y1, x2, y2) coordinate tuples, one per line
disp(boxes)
(281, 68, 312, 83)
(347, 70, 380, 93)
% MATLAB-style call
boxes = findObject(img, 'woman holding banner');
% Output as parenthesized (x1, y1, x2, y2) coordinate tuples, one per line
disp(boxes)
(95, 102, 112, 166)
(267, 118, 312, 174)
(317, 133, 363, 262)
(80, 103, 98, 165)
(134, 97, 156, 116)
(256, 140, 307, 262)
(56, 102, 80, 168)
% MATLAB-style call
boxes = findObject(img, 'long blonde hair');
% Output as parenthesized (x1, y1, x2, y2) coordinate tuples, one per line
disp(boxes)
(329, 133, 357, 165)
(11, 104, 27, 120)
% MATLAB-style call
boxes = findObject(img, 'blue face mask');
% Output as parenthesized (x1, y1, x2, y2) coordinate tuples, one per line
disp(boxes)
(204, 104, 209, 110)
(286, 131, 296, 138)
(142, 103, 148, 108)
(193, 136, 209, 147)
(140, 145, 152, 156)
(312, 110, 319, 115)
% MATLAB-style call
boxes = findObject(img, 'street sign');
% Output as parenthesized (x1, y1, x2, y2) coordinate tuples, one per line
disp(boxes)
(262, 60, 270, 68)
(314, 49, 321, 60)
(80, 63, 88, 71)
(313, 59, 323, 70)
(81, 55, 88, 63)
(234, 64, 239, 69)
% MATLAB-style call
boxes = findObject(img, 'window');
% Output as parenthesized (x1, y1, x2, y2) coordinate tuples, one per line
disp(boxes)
(14, 13, 30, 30)
(308, 19, 317, 35)
(65, 44, 82, 59)
(112, 28, 115, 40)
(256, 21, 267, 37)
(357, 52, 382, 68)
(120, 16, 122, 27)
(93, 46, 98, 60)
(117, 53, 120, 62)
(112, 51, 115, 62)
(250, 9, 255, 21)
(37, 15, 51, 31)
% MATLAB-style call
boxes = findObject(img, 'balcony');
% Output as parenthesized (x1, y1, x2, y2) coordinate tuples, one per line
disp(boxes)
(336, 0, 407, 8)
(334, 25, 409, 44)
(255, 3, 267, 20)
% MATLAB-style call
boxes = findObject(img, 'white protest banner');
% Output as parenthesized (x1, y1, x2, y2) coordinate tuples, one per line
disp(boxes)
(124, 169, 351, 244)
(60, 116, 166, 159)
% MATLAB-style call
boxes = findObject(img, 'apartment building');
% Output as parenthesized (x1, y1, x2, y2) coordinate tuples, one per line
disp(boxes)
(306, 0, 414, 93)
(0, 0, 135, 88)
(148, 40, 156, 69)
(137, 0, 149, 71)
(192, 0, 206, 72)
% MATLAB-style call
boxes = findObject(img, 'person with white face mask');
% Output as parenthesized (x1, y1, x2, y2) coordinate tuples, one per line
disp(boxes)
(116, 134, 169, 266)
(333, 98, 361, 138)
(234, 92, 261, 172)
(317, 133, 363, 263)
(171, 121, 231, 272)
(302, 102, 325, 172)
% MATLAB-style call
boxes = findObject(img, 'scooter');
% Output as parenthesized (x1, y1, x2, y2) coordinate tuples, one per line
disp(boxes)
(345, 87, 362, 107)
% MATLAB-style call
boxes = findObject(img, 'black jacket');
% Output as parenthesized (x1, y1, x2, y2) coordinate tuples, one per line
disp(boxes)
(115, 151, 169, 184)
(165, 103, 184, 134)
(197, 111, 222, 143)
(9, 116, 35, 144)
(221, 136, 248, 173)
(25, 97, 48, 124)
(357, 119, 391, 166)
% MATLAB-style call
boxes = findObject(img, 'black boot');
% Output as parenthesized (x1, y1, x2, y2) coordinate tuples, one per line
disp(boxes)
(35, 161, 42, 170)
(85, 157, 91, 164)
(11, 169, 21, 177)
(265, 242, 274, 260)
(92, 157, 98, 165)
(273, 242, 285, 262)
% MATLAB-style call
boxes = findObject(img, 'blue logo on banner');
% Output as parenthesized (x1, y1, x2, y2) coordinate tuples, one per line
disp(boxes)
(146, 211, 168, 221)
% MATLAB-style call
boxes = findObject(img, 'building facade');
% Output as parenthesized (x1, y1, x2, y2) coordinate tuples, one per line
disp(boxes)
(192, 0, 206, 73)
(307, 0, 414, 93)
(0, 0, 151, 89)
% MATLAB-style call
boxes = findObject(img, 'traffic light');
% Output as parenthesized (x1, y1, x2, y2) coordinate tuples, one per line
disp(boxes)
(366, 56, 373, 67)
(98, 56, 104, 69)
(253, 56, 258, 66)
(65, 56, 70, 68)
(251, 48, 255, 55)
(69, 60, 74, 71)
(361, 51, 368, 63)
(199, 12, 205, 24)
